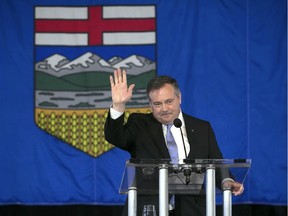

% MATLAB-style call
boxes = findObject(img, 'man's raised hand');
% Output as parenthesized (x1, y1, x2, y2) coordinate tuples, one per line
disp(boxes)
(109, 68, 135, 112)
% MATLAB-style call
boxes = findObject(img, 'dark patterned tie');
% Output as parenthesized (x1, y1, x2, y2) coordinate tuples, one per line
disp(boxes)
(166, 124, 179, 164)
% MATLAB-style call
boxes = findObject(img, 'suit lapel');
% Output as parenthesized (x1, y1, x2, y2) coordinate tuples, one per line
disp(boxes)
(147, 114, 170, 158)
(183, 113, 197, 158)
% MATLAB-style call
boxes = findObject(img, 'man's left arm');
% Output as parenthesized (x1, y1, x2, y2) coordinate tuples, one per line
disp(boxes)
(207, 123, 244, 196)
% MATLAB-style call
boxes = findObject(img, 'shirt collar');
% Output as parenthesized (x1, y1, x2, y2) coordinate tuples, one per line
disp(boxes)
(162, 110, 185, 128)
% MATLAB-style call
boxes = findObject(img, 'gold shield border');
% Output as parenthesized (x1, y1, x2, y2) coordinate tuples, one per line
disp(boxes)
(35, 107, 151, 157)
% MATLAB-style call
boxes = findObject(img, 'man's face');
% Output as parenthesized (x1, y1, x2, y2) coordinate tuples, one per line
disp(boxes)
(148, 84, 181, 124)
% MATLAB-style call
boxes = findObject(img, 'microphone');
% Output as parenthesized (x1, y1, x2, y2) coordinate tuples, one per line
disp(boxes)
(173, 118, 190, 184)
(173, 118, 187, 158)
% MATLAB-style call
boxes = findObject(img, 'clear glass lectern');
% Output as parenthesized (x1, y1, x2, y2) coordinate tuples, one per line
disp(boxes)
(119, 159, 251, 216)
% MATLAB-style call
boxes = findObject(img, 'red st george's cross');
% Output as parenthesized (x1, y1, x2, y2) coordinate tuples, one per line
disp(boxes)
(35, 6, 156, 45)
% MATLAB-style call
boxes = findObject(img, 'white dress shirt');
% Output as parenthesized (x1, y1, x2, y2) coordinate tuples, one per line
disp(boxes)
(162, 111, 190, 164)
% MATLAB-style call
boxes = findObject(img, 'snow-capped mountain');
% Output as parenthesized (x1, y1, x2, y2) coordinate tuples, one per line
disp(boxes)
(35, 52, 113, 77)
(108, 56, 123, 65)
(113, 55, 155, 75)
(40, 54, 68, 71)
(62, 52, 111, 70)
(35, 52, 155, 77)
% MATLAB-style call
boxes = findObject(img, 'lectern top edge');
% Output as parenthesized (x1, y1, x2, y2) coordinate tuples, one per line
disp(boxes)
(126, 158, 252, 168)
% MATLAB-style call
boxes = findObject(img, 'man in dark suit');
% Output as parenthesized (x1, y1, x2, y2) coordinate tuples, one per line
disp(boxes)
(105, 69, 244, 216)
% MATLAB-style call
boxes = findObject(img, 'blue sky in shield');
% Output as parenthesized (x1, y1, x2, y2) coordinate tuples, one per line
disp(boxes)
(35, 45, 156, 63)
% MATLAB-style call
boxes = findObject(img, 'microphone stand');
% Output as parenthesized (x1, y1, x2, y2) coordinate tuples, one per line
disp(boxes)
(173, 118, 191, 185)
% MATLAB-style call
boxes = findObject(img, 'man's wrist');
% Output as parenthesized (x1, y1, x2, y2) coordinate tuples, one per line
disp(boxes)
(110, 105, 124, 120)
(112, 103, 126, 113)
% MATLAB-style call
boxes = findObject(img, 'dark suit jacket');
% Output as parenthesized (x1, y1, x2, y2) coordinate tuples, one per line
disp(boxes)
(105, 111, 227, 216)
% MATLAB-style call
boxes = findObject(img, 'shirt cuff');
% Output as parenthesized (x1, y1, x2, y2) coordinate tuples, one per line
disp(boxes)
(110, 106, 124, 120)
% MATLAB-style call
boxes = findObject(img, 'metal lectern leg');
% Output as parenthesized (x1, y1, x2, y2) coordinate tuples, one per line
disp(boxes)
(128, 187, 137, 216)
(206, 167, 216, 216)
(223, 189, 232, 216)
(159, 165, 169, 216)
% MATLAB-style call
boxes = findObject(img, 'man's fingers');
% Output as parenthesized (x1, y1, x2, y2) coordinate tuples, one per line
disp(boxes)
(113, 70, 118, 84)
(122, 70, 127, 83)
(233, 185, 244, 196)
(109, 75, 114, 87)
(119, 69, 124, 83)
(113, 68, 126, 84)
(128, 84, 135, 93)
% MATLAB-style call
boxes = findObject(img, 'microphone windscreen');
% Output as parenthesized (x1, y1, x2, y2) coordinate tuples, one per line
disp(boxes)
(173, 118, 182, 128)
